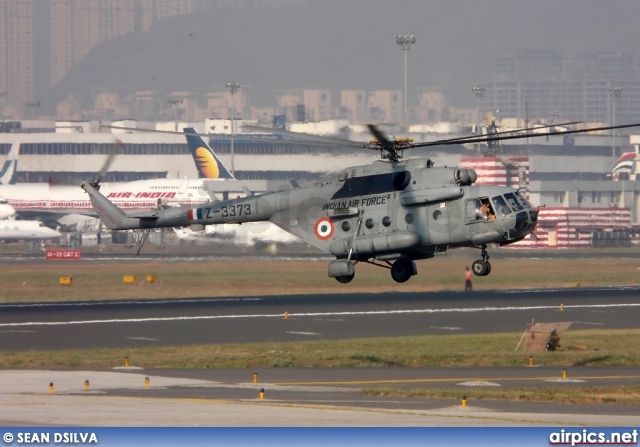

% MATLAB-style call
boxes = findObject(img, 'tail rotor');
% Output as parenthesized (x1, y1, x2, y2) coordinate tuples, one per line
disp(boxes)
(89, 138, 123, 190)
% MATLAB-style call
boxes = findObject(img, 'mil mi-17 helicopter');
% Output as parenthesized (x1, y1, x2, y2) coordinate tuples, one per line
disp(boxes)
(81, 121, 640, 283)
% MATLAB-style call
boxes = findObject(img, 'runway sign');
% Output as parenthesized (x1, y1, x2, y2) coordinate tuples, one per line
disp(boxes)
(45, 249, 81, 260)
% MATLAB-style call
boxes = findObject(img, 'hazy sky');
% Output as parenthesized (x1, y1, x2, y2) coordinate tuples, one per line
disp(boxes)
(39, 0, 640, 114)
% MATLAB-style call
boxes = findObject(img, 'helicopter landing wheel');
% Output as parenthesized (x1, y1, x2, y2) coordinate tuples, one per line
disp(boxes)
(472, 259, 488, 276)
(390, 259, 416, 283)
(335, 274, 355, 284)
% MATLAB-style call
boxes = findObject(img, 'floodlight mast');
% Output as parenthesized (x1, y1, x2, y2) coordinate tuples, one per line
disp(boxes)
(226, 82, 241, 175)
(395, 34, 416, 126)
(609, 85, 622, 162)
(472, 85, 486, 151)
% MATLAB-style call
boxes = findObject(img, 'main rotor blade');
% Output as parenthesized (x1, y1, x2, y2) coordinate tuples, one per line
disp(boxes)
(242, 125, 366, 148)
(105, 124, 364, 148)
(434, 121, 583, 145)
(412, 122, 640, 148)
(102, 125, 206, 137)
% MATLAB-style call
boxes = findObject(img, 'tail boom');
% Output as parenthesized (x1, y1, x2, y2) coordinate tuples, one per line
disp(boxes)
(82, 181, 279, 230)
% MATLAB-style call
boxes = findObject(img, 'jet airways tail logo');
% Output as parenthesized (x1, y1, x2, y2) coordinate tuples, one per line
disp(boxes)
(194, 147, 220, 179)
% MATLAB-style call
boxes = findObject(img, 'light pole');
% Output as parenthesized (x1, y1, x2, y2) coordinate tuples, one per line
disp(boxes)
(395, 34, 416, 126)
(225, 82, 241, 176)
(168, 97, 184, 132)
(472, 85, 485, 150)
(472, 85, 485, 134)
(609, 85, 622, 161)
(24, 100, 40, 119)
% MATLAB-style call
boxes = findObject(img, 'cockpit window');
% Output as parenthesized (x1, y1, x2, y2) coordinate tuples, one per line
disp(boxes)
(466, 198, 495, 221)
(504, 193, 524, 211)
(492, 195, 512, 216)
(515, 190, 534, 208)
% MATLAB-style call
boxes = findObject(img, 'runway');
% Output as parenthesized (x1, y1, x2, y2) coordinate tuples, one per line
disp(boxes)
(1, 287, 639, 426)
(0, 286, 638, 351)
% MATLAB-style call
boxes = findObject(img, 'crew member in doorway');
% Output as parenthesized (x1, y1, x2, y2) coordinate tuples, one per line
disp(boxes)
(482, 201, 495, 220)
(465, 266, 473, 291)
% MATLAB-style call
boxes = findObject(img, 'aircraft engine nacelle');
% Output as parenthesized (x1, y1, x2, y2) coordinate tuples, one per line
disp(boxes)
(329, 231, 421, 258)
(410, 167, 477, 189)
(400, 186, 463, 206)
(455, 168, 477, 185)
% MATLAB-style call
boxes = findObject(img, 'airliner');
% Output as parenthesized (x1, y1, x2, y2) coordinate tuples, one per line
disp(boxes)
(0, 220, 61, 240)
(173, 221, 299, 246)
(0, 197, 15, 219)
(0, 128, 234, 221)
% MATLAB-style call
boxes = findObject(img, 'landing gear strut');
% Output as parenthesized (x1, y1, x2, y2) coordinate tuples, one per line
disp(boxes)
(136, 228, 151, 255)
(471, 244, 491, 277)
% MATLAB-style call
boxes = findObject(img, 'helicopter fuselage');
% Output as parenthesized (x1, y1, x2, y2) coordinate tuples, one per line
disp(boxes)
(82, 157, 538, 283)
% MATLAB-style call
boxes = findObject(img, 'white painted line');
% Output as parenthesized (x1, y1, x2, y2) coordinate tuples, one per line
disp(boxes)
(124, 337, 160, 341)
(543, 379, 587, 383)
(286, 332, 321, 336)
(0, 302, 638, 328)
(457, 381, 501, 387)
(430, 326, 462, 331)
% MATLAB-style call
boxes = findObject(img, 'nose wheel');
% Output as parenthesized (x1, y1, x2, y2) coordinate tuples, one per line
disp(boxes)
(472, 245, 492, 277)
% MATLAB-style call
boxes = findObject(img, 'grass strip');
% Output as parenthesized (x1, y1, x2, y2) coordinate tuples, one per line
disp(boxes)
(2, 329, 639, 369)
(362, 385, 640, 406)
(1, 256, 640, 303)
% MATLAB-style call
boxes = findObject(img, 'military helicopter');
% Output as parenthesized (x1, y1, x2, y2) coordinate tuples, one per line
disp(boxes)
(82, 122, 640, 283)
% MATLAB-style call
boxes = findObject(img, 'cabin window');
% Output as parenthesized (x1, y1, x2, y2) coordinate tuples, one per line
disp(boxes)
(465, 198, 488, 222)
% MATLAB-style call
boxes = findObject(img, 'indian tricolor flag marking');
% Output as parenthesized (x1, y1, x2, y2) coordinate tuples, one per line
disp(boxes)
(187, 208, 202, 221)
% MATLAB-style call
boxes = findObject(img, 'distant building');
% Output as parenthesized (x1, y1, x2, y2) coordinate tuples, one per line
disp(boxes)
(339, 90, 367, 123)
(50, 0, 201, 87)
(275, 89, 332, 123)
(367, 90, 402, 124)
(481, 50, 640, 126)
(0, 0, 34, 111)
